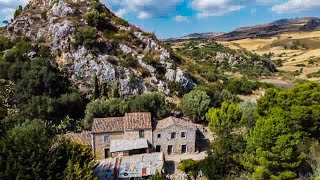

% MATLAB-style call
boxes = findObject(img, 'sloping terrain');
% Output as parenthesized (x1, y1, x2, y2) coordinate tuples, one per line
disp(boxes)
(1, 0, 194, 97)
(169, 40, 277, 84)
(214, 17, 320, 41)
(220, 31, 320, 81)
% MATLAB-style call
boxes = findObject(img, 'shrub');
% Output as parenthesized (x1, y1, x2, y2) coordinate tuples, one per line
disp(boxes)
(121, 55, 139, 68)
(74, 27, 99, 48)
(226, 78, 262, 95)
(178, 159, 201, 178)
(180, 90, 211, 122)
(128, 92, 171, 119)
(83, 98, 127, 128)
(83, 11, 117, 31)
(14, 5, 23, 18)
(167, 81, 187, 97)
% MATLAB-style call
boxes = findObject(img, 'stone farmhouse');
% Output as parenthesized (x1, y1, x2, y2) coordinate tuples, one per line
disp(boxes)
(91, 113, 153, 160)
(64, 112, 201, 179)
(153, 117, 198, 155)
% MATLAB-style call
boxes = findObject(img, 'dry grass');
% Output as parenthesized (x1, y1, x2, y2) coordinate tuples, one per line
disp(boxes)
(220, 31, 320, 81)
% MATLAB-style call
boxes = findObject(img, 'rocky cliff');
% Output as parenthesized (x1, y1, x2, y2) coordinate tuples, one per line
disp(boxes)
(2, 0, 194, 97)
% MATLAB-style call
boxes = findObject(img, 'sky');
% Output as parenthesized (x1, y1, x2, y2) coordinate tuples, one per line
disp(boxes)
(1, 0, 320, 38)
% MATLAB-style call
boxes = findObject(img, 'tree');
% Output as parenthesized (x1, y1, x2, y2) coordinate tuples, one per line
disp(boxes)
(0, 120, 52, 179)
(207, 101, 242, 135)
(0, 97, 6, 120)
(92, 75, 100, 99)
(201, 134, 246, 179)
(180, 90, 211, 122)
(241, 108, 308, 180)
(14, 5, 23, 18)
(257, 81, 320, 139)
(149, 171, 166, 180)
(0, 120, 96, 179)
(51, 139, 96, 180)
(84, 98, 127, 128)
(2, 20, 9, 25)
(239, 101, 257, 129)
(128, 92, 171, 119)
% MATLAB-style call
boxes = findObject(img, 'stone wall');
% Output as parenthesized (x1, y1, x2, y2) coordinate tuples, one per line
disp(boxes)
(152, 125, 196, 155)
(93, 132, 124, 160)
(123, 129, 153, 144)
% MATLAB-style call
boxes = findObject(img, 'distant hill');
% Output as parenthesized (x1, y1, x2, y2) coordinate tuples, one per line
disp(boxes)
(163, 32, 225, 42)
(166, 17, 320, 42)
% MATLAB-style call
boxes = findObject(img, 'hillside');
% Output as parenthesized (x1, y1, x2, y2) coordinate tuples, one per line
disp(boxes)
(170, 40, 277, 82)
(168, 17, 320, 83)
(220, 30, 320, 82)
(0, 0, 194, 98)
(169, 17, 320, 41)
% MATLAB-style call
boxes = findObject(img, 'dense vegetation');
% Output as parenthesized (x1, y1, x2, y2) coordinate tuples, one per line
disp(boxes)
(1, 1, 318, 179)
(173, 40, 275, 79)
(178, 81, 320, 179)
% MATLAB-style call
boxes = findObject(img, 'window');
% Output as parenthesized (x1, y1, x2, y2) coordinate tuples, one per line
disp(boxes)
(181, 132, 186, 138)
(103, 134, 109, 142)
(156, 145, 161, 152)
(181, 145, 187, 154)
(139, 130, 145, 138)
(157, 134, 161, 138)
(171, 132, 176, 139)
(104, 149, 110, 158)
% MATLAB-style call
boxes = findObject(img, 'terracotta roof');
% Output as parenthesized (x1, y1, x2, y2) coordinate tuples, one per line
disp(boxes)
(124, 112, 152, 130)
(63, 131, 92, 145)
(92, 117, 124, 133)
(91, 113, 152, 133)
(154, 117, 198, 132)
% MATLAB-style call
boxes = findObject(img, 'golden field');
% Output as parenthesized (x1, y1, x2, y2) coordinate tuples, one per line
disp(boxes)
(219, 31, 320, 81)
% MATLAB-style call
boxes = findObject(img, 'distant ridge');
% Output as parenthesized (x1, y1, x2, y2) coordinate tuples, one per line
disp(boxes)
(164, 17, 320, 42)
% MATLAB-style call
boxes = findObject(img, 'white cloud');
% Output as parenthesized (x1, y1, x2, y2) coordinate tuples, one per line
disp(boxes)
(0, 0, 29, 21)
(191, 0, 248, 18)
(174, 15, 189, 22)
(272, 0, 320, 13)
(250, 8, 257, 14)
(105, 0, 183, 19)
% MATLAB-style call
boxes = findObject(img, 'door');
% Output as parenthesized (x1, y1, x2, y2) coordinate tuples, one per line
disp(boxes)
(181, 145, 187, 154)
(168, 145, 173, 155)
(156, 145, 161, 152)
(104, 148, 110, 158)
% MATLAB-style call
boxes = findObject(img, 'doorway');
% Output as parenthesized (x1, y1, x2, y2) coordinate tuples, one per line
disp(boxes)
(168, 145, 173, 155)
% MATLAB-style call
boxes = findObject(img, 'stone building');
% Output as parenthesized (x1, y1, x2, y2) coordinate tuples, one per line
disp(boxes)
(91, 112, 153, 160)
(152, 117, 198, 155)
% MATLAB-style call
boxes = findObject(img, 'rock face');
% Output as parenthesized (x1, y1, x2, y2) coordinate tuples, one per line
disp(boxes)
(4, 0, 194, 97)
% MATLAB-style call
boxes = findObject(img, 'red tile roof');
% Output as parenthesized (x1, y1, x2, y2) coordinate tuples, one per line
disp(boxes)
(91, 112, 152, 133)
(124, 112, 152, 130)
(92, 117, 124, 133)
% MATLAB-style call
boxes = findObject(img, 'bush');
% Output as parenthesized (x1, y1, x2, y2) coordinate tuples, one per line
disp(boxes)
(84, 98, 127, 128)
(121, 55, 139, 68)
(178, 159, 201, 178)
(128, 92, 171, 119)
(83, 11, 117, 31)
(14, 5, 23, 18)
(167, 81, 187, 97)
(74, 27, 99, 48)
(226, 78, 262, 95)
(180, 90, 211, 122)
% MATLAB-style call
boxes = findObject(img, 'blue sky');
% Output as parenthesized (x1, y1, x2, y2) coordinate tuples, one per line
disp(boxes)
(1, 0, 320, 38)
